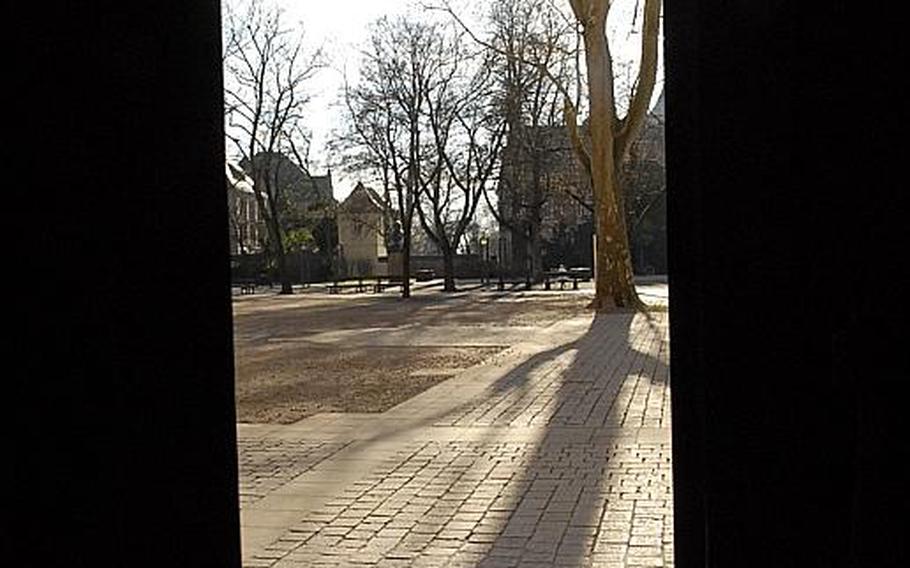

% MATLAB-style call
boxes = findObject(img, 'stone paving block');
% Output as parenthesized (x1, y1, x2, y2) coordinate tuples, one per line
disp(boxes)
(626, 557, 665, 567)
(476, 558, 519, 568)
(238, 311, 673, 567)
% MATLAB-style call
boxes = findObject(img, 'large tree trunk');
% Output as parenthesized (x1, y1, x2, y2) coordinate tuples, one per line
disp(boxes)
(530, 221, 543, 283)
(401, 230, 411, 298)
(442, 247, 456, 292)
(255, 171, 293, 295)
(523, 225, 533, 289)
(275, 248, 293, 294)
(263, 211, 293, 295)
(592, 176, 641, 308)
(581, 6, 645, 311)
(268, 226, 293, 294)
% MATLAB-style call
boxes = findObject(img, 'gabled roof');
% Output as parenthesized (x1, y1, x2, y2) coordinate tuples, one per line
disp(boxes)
(242, 152, 336, 206)
(340, 182, 385, 213)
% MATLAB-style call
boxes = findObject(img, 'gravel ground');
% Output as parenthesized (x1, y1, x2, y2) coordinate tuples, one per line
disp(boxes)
(234, 343, 505, 423)
(232, 289, 593, 424)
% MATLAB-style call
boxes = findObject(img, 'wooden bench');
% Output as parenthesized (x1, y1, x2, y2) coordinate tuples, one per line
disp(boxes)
(235, 279, 257, 294)
(569, 267, 592, 281)
(496, 278, 532, 291)
(233, 277, 267, 295)
(327, 278, 369, 294)
(372, 277, 403, 293)
(544, 271, 581, 290)
(415, 268, 435, 282)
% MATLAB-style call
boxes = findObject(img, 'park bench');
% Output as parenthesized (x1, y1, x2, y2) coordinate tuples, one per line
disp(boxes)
(543, 269, 582, 290)
(233, 274, 271, 295)
(569, 267, 592, 281)
(496, 277, 532, 291)
(234, 278, 257, 294)
(415, 268, 435, 282)
(327, 278, 370, 294)
(372, 276, 403, 293)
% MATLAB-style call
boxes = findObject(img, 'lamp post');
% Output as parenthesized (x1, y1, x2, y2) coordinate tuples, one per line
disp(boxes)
(479, 235, 488, 285)
(498, 231, 505, 291)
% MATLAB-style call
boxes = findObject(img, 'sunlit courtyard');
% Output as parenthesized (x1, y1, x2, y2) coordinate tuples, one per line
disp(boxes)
(235, 281, 672, 567)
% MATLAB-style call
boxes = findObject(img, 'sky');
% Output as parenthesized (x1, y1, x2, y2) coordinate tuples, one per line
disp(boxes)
(236, 0, 664, 201)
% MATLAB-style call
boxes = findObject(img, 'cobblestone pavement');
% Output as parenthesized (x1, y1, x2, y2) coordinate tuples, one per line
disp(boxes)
(238, 440, 352, 506)
(238, 309, 671, 567)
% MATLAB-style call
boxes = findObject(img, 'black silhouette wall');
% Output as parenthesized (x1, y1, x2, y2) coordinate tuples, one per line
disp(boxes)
(14, 2, 904, 567)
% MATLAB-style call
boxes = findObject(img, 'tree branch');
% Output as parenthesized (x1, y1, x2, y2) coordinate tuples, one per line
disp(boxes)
(563, 98, 592, 175)
(615, 0, 661, 157)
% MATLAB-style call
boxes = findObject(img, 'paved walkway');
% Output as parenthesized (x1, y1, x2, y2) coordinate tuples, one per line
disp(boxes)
(238, 309, 671, 567)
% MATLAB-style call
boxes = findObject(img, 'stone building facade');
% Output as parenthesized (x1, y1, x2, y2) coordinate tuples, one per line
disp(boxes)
(497, 91, 666, 276)
(226, 161, 265, 256)
(337, 182, 388, 277)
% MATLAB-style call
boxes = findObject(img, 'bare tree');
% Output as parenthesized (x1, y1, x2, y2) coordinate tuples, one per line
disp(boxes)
(559, 109, 666, 247)
(415, 40, 506, 292)
(438, 0, 661, 309)
(624, 111, 665, 235)
(564, 0, 661, 310)
(480, 0, 579, 285)
(223, 0, 324, 293)
(338, 16, 451, 298)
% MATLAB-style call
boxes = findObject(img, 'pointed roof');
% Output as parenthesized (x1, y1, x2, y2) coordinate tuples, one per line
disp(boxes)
(242, 152, 335, 206)
(340, 182, 385, 213)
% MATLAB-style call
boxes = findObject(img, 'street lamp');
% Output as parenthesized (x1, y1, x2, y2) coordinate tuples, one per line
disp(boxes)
(479, 234, 488, 285)
(497, 232, 505, 291)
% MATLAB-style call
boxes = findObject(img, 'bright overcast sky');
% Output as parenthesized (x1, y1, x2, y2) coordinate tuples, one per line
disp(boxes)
(244, 0, 664, 200)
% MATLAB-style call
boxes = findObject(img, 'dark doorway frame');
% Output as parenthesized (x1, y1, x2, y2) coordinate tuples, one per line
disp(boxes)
(16, 2, 904, 567)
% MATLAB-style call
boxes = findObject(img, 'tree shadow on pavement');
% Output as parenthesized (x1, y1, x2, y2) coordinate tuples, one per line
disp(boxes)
(469, 311, 671, 567)
(342, 311, 670, 566)
(250, 310, 671, 567)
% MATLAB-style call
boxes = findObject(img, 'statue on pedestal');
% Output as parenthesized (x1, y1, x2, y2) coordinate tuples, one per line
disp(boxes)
(386, 220, 404, 282)
(387, 219, 403, 252)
